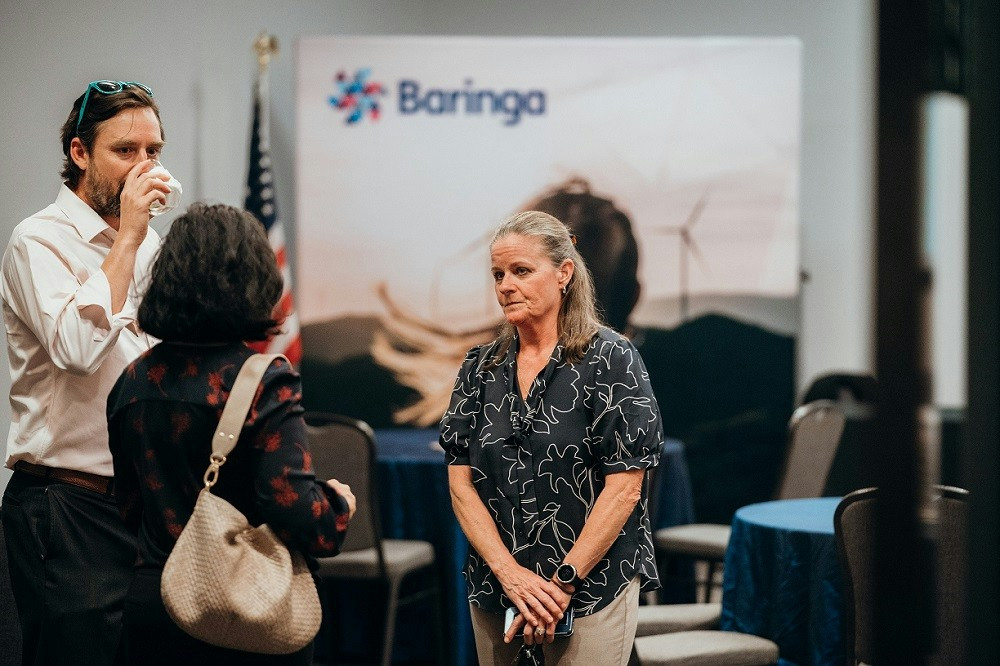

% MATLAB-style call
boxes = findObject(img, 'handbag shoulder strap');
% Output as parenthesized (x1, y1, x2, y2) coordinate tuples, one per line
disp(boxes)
(202, 353, 286, 488)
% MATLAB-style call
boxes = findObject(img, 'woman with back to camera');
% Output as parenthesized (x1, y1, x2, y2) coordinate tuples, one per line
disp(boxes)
(442, 211, 663, 665)
(107, 203, 356, 664)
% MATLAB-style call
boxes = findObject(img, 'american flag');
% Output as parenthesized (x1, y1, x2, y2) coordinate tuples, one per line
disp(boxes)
(245, 67, 302, 364)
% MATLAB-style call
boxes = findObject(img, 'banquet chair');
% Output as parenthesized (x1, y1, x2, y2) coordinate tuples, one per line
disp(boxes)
(834, 485, 968, 666)
(635, 602, 723, 636)
(632, 564, 775, 664)
(631, 629, 779, 665)
(304, 413, 443, 666)
(653, 400, 846, 602)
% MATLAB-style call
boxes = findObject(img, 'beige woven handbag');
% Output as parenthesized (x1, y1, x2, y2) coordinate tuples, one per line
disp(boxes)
(160, 353, 322, 654)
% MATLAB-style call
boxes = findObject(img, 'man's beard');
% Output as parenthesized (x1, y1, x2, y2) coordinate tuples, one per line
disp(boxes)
(83, 165, 125, 219)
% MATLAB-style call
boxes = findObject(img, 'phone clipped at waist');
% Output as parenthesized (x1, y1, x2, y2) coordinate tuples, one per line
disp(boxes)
(555, 607, 574, 636)
(504, 606, 575, 638)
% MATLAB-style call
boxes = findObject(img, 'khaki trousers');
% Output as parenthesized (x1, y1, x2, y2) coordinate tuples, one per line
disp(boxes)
(470, 578, 640, 665)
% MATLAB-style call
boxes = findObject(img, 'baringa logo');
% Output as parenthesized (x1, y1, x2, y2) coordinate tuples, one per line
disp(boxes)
(328, 70, 546, 127)
(328, 69, 386, 125)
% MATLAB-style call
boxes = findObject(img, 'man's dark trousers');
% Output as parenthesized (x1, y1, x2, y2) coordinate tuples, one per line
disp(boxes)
(2, 472, 135, 665)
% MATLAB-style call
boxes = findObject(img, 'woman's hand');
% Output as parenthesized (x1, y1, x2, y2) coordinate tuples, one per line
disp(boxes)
(496, 564, 570, 641)
(505, 614, 559, 646)
(326, 479, 356, 519)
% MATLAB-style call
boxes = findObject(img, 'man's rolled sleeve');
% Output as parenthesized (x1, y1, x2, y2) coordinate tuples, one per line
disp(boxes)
(75, 269, 136, 337)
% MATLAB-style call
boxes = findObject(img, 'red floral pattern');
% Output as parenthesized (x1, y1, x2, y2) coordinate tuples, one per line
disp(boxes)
(164, 508, 184, 539)
(147, 363, 167, 396)
(170, 412, 191, 437)
(311, 498, 328, 519)
(270, 468, 299, 507)
(206, 372, 225, 406)
(335, 512, 349, 533)
(263, 433, 281, 452)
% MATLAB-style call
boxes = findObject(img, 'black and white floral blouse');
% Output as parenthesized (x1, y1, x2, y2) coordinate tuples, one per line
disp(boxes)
(441, 327, 663, 617)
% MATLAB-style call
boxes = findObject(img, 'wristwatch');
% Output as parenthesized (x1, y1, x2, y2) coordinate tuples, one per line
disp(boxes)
(555, 562, 582, 588)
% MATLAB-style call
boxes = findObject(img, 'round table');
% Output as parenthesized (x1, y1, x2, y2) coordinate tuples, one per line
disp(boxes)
(720, 497, 844, 666)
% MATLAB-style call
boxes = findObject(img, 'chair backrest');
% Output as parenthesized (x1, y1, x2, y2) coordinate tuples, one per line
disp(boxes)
(801, 373, 878, 406)
(774, 399, 846, 500)
(834, 485, 969, 666)
(304, 412, 383, 560)
(930, 486, 968, 666)
(834, 487, 878, 664)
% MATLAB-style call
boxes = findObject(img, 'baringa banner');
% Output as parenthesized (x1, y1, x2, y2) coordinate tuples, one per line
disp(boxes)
(296, 36, 801, 431)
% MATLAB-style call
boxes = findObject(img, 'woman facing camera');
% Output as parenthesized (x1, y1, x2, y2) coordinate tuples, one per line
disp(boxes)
(107, 203, 355, 664)
(442, 211, 663, 665)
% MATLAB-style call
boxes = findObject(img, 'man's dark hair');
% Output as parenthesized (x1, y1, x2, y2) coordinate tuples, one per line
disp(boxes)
(60, 84, 163, 189)
(527, 178, 641, 333)
(138, 203, 282, 343)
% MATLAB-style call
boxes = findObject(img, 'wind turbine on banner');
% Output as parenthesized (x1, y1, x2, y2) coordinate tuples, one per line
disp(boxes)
(654, 186, 713, 322)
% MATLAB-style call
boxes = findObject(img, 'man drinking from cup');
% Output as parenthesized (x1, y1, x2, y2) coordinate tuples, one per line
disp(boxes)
(1, 80, 174, 664)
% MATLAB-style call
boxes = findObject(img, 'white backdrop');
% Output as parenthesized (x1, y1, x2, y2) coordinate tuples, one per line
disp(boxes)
(296, 36, 801, 333)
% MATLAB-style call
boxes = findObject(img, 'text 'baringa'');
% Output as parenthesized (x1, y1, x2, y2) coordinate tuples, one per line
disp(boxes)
(398, 79, 546, 126)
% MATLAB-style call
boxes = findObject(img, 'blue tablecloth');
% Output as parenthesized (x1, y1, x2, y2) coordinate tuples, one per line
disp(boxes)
(329, 430, 694, 665)
(720, 497, 844, 666)
(376, 429, 472, 666)
(651, 440, 696, 531)
(649, 440, 697, 603)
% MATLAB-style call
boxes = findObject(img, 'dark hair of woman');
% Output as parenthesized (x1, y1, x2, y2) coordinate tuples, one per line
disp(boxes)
(138, 203, 283, 343)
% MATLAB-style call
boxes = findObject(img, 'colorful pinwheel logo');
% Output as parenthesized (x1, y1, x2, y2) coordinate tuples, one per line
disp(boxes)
(328, 69, 386, 124)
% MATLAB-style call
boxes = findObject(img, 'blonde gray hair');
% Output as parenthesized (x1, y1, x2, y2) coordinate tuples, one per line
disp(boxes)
(489, 210, 602, 365)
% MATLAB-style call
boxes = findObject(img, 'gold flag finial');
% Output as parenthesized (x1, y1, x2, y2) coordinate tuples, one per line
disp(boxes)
(253, 32, 279, 70)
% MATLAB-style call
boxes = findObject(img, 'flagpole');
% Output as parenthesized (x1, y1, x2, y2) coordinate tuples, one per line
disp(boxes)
(246, 31, 304, 365)
(253, 32, 277, 150)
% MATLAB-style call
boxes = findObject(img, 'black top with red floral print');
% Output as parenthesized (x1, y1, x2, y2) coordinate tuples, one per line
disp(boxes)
(107, 342, 350, 569)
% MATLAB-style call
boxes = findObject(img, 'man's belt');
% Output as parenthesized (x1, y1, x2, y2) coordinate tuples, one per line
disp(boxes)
(13, 460, 115, 496)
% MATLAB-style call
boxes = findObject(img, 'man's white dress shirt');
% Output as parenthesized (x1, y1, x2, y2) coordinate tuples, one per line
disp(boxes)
(1, 185, 159, 476)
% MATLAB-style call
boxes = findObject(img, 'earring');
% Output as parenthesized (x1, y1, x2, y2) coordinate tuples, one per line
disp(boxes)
(561, 284, 568, 295)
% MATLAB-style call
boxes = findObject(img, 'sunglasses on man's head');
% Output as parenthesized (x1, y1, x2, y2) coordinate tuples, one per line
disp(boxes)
(75, 80, 154, 135)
